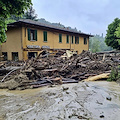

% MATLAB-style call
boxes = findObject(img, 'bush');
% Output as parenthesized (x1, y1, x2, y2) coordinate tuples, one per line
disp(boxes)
(107, 66, 120, 81)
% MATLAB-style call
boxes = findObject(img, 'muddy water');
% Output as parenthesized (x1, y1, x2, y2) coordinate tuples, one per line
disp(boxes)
(0, 81, 120, 120)
(85, 81, 120, 120)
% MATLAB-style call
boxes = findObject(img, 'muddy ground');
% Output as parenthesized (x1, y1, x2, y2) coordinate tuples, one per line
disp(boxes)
(0, 81, 120, 120)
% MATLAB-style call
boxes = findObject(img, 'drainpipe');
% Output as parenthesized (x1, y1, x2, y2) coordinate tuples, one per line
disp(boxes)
(21, 26, 24, 60)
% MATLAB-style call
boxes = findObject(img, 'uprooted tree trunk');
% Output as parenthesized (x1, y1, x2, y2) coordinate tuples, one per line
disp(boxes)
(83, 73, 110, 82)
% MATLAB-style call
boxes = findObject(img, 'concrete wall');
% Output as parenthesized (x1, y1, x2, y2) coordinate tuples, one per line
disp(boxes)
(1, 27, 23, 60)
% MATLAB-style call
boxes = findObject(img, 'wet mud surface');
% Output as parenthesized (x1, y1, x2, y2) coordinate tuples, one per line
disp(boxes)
(0, 81, 120, 120)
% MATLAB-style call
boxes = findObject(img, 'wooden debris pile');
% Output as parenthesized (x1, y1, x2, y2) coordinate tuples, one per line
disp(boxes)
(0, 50, 120, 90)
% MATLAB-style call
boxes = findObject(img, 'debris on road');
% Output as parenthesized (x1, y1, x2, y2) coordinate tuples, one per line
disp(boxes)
(0, 50, 120, 90)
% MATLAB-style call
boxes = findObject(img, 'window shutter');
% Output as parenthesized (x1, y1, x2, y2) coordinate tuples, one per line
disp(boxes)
(35, 30, 37, 41)
(27, 28, 30, 40)
(45, 32, 47, 41)
(72, 36, 74, 44)
(85, 38, 87, 44)
(78, 37, 79, 44)
(66, 35, 69, 43)
(43, 31, 47, 41)
(75, 37, 76, 44)
(75, 36, 79, 44)
(59, 34, 62, 43)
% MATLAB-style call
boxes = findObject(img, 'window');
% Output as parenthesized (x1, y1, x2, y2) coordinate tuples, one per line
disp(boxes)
(12, 52, 19, 61)
(2, 52, 7, 60)
(43, 31, 47, 42)
(25, 28, 26, 37)
(75, 36, 79, 44)
(71, 36, 74, 44)
(27, 28, 37, 41)
(59, 34, 62, 43)
(66, 35, 69, 43)
(84, 38, 87, 44)
(28, 52, 38, 59)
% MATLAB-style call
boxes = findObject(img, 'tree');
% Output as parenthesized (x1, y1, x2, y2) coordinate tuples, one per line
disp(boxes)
(89, 37, 100, 53)
(23, 6, 37, 20)
(105, 18, 120, 50)
(89, 35, 112, 52)
(0, 0, 32, 44)
(115, 24, 120, 46)
(9, 15, 23, 21)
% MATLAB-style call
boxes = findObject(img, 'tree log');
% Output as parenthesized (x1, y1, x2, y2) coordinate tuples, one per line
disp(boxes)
(83, 73, 110, 82)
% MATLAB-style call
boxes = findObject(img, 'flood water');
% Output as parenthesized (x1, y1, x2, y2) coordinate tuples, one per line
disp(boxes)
(0, 81, 120, 120)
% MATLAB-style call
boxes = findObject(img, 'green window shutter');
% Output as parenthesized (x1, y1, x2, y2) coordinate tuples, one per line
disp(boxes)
(84, 38, 85, 44)
(75, 37, 76, 44)
(72, 36, 74, 44)
(66, 35, 69, 43)
(27, 28, 30, 40)
(75, 36, 79, 44)
(84, 38, 87, 44)
(35, 30, 37, 41)
(43, 31, 47, 42)
(59, 34, 62, 43)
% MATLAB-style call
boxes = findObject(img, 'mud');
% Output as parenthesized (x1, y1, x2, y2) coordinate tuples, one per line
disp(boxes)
(0, 81, 120, 120)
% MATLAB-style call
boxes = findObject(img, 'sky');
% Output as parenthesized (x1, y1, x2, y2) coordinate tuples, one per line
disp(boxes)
(32, 0, 120, 36)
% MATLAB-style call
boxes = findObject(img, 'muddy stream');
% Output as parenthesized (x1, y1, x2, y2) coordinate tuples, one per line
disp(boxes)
(0, 81, 120, 120)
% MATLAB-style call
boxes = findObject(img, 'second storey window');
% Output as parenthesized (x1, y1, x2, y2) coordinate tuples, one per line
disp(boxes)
(43, 31, 47, 42)
(66, 35, 69, 43)
(84, 38, 87, 44)
(59, 34, 62, 43)
(27, 28, 37, 41)
(75, 36, 79, 44)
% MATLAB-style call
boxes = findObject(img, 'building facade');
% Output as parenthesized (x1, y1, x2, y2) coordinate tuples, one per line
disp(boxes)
(1, 19, 92, 61)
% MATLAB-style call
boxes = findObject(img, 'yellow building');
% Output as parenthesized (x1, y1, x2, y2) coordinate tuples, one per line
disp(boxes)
(1, 19, 92, 61)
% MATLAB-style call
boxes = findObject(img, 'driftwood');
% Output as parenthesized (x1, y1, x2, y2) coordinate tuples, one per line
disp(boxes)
(102, 54, 106, 61)
(1, 68, 21, 82)
(41, 68, 58, 72)
(0, 61, 6, 67)
(0, 50, 120, 90)
(83, 73, 110, 82)
(0, 68, 10, 74)
(0, 67, 21, 75)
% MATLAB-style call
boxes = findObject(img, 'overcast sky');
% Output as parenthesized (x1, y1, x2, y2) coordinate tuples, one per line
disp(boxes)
(32, 0, 120, 36)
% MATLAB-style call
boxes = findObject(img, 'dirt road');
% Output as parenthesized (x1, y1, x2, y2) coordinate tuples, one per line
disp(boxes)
(0, 81, 120, 120)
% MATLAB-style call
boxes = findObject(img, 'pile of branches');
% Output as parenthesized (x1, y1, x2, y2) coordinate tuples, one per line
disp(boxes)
(0, 50, 120, 90)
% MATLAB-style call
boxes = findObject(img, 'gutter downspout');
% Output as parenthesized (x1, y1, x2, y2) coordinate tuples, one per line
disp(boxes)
(21, 26, 24, 60)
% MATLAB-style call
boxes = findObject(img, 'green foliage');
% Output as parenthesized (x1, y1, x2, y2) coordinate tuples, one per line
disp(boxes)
(0, 18, 16, 44)
(9, 15, 23, 21)
(0, 0, 32, 43)
(0, 18, 7, 44)
(23, 6, 37, 20)
(5, 19, 16, 24)
(89, 34, 113, 53)
(105, 18, 120, 50)
(115, 24, 120, 45)
(90, 38, 100, 53)
(107, 66, 120, 81)
(0, 0, 32, 18)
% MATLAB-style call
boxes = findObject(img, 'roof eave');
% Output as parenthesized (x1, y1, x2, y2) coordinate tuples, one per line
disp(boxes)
(7, 20, 93, 37)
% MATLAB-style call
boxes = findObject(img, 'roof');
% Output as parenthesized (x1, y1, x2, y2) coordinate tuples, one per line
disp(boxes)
(8, 19, 93, 37)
